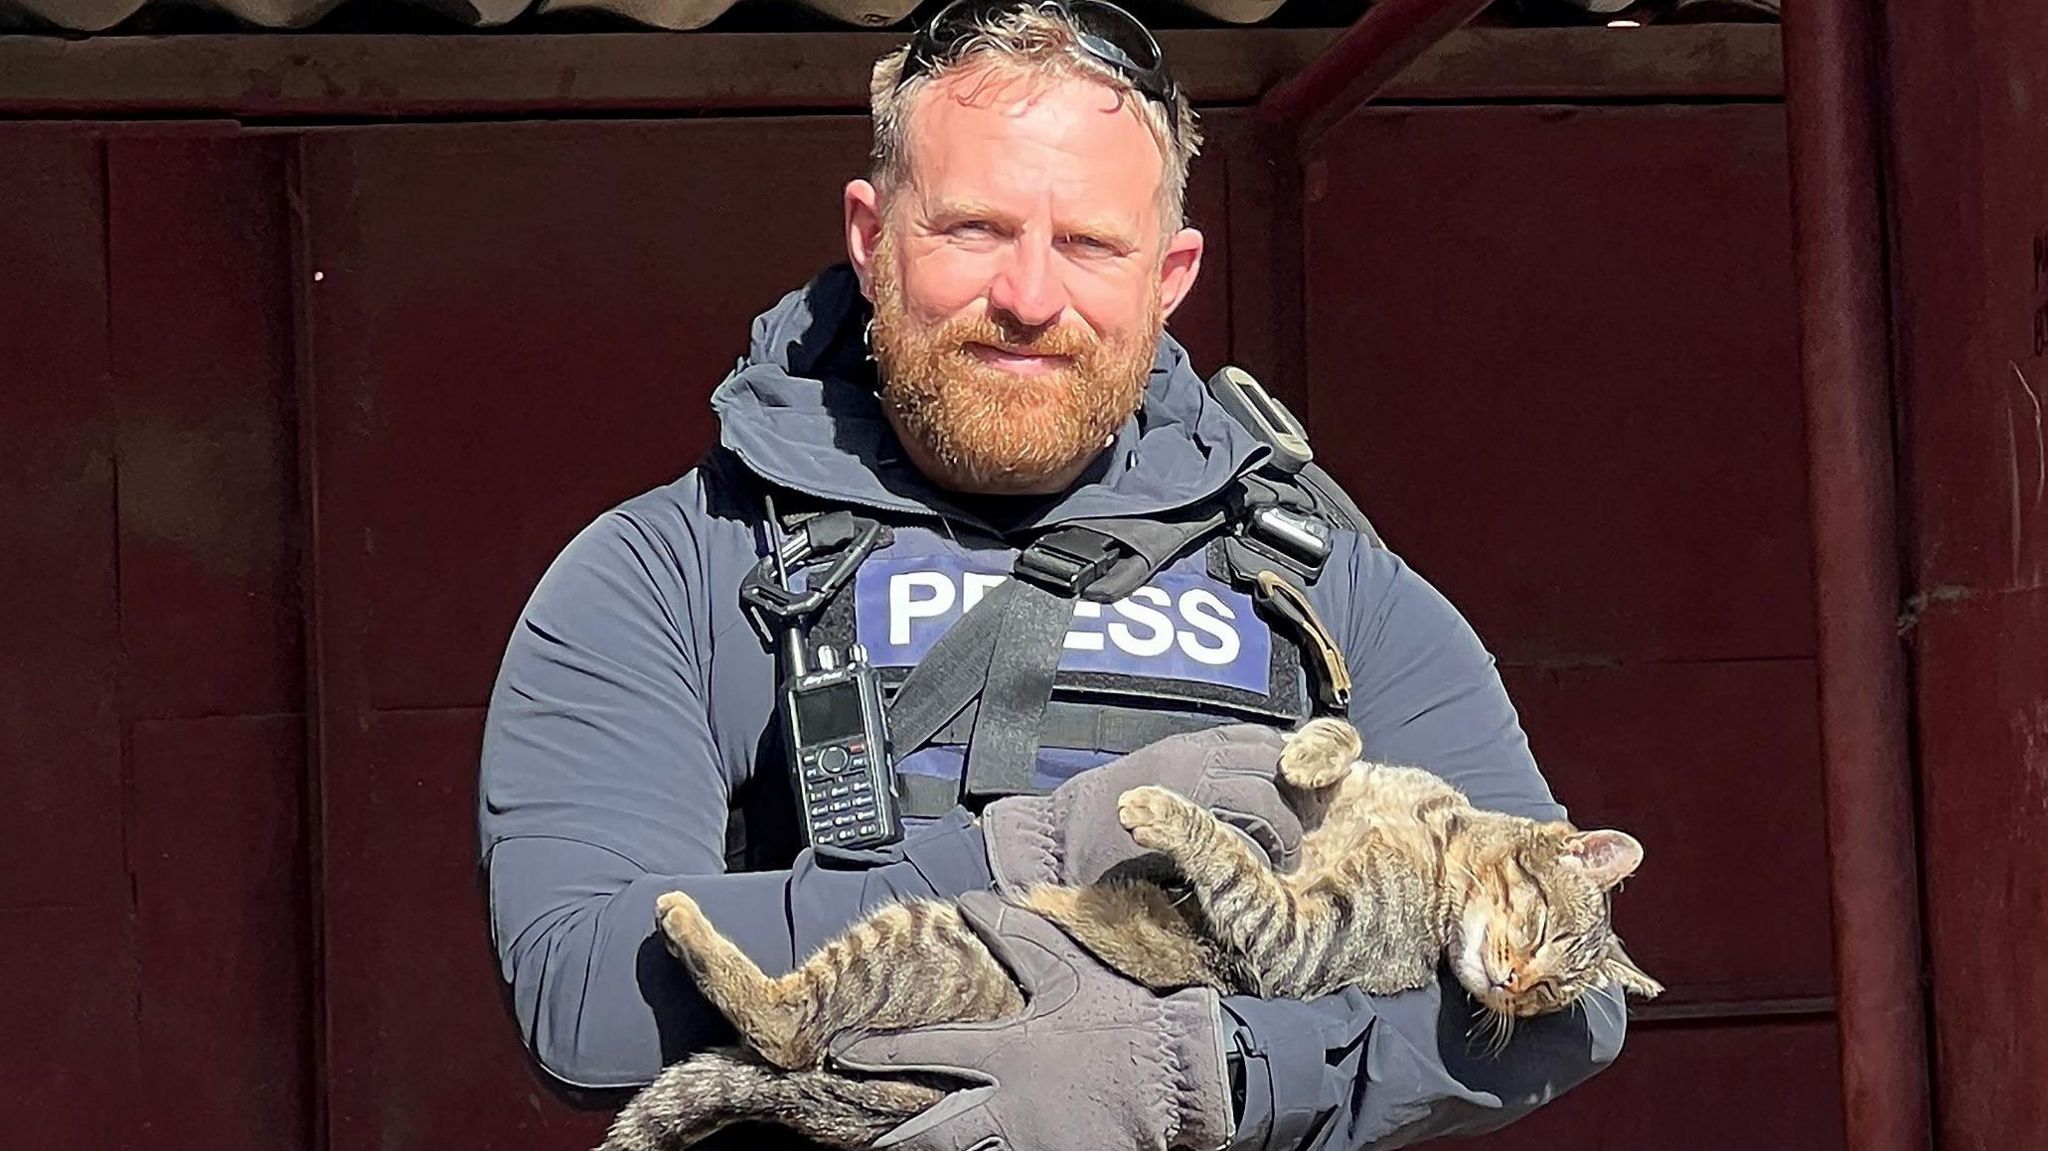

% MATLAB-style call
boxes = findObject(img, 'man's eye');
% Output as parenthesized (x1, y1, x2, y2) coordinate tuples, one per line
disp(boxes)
(1063, 234, 1114, 253)
(952, 220, 999, 237)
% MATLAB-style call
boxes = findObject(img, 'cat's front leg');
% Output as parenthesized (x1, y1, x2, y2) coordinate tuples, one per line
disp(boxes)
(1279, 717, 1361, 790)
(1118, 785, 1343, 998)
(1116, 784, 1207, 856)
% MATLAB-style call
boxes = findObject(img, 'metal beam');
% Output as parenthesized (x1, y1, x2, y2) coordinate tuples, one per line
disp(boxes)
(1252, 0, 1494, 157)
(1780, 1, 1936, 1150)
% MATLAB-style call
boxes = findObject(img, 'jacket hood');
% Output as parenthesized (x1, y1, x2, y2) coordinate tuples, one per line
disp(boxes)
(708, 263, 1267, 533)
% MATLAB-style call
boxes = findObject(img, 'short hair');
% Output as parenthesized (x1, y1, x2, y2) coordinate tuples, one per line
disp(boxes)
(867, 3, 1202, 229)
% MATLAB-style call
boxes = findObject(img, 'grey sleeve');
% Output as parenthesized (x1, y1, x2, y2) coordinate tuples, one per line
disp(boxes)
(1222, 541, 1626, 1150)
(478, 508, 993, 1091)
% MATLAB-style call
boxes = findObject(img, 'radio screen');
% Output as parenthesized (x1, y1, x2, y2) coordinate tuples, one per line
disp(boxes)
(793, 680, 863, 747)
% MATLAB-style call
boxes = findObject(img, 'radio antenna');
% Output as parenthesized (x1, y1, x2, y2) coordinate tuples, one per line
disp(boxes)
(761, 489, 809, 677)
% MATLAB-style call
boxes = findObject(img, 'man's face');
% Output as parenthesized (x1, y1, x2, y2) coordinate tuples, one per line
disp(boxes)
(846, 64, 1204, 495)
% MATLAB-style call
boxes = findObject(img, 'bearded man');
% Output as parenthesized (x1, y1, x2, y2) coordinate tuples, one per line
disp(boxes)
(478, 2, 1628, 1148)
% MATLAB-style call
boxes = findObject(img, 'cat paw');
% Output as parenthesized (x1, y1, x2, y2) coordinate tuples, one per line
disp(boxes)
(1118, 785, 1191, 852)
(655, 891, 711, 961)
(1280, 717, 1361, 790)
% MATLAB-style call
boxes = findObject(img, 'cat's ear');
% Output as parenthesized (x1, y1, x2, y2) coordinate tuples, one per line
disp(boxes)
(1602, 938, 1665, 999)
(1564, 829, 1644, 890)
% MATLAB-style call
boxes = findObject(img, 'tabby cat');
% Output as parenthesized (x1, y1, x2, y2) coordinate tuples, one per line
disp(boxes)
(599, 717, 1662, 1151)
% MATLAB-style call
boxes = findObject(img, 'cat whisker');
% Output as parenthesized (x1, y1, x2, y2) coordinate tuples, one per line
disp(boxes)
(1487, 1010, 1517, 1058)
(1581, 986, 1622, 1034)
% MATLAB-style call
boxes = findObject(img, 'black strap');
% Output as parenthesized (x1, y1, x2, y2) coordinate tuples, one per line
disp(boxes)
(894, 704, 1229, 817)
(933, 701, 1223, 757)
(960, 579, 1072, 801)
(897, 772, 970, 819)
(885, 578, 1013, 755)
(1296, 462, 1382, 549)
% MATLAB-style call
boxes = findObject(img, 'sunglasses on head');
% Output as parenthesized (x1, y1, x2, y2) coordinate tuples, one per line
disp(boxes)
(895, 0, 1182, 140)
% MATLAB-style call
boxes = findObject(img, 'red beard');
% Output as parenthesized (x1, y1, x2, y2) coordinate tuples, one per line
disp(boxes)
(868, 239, 1159, 494)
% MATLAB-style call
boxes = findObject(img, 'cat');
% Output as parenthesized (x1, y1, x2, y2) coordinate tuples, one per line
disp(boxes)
(598, 717, 1662, 1151)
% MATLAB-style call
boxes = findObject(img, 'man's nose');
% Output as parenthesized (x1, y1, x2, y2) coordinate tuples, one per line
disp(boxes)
(987, 240, 1069, 330)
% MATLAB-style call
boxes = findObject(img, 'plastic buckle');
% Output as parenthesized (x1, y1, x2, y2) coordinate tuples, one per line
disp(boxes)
(1246, 506, 1334, 571)
(1207, 366, 1312, 476)
(739, 515, 886, 644)
(1014, 526, 1120, 596)
(1222, 477, 1331, 581)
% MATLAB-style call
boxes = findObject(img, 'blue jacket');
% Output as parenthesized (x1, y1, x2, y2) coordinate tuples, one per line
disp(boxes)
(478, 265, 1627, 1150)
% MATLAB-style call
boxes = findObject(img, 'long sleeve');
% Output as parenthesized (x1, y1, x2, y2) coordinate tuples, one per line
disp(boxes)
(477, 501, 993, 1091)
(1221, 540, 1627, 1150)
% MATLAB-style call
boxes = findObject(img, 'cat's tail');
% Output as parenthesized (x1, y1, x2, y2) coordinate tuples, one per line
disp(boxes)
(596, 1047, 946, 1151)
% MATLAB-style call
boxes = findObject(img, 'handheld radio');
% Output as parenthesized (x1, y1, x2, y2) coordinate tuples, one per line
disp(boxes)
(741, 495, 905, 851)
(780, 640, 903, 849)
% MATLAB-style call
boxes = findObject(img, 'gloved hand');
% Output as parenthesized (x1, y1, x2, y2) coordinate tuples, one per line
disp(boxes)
(981, 723, 1300, 893)
(827, 890, 1234, 1151)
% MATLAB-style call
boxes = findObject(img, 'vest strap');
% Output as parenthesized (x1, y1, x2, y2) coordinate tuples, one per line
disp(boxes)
(892, 704, 1232, 818)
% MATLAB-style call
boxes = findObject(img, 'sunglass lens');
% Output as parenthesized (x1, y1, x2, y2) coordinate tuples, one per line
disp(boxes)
(1067, 0, 1162, 71)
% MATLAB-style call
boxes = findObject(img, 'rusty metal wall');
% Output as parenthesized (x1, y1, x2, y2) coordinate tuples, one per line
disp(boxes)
(0, 97, 1837, 1149)
(1883, 3, 2048, 1148)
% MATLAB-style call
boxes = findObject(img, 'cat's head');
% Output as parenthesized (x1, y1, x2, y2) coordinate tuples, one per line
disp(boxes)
(1446, 821, 1663, 1019)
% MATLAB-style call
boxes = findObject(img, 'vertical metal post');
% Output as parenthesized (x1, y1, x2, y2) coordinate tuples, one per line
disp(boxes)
(1780, 2, 1935, 1150)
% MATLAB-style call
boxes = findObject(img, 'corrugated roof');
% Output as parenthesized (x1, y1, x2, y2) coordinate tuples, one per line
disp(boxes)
(0, 0, 1777, 34)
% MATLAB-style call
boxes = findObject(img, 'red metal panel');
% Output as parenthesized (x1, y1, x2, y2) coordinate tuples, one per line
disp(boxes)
(131, 715, 312, 1149)
(1169, 127, 1232, 378)
(107, 135, 304, 720)
(321, 709, 612, 1151)
(1501, 661, 1833, 1004)
(1468, 1019, 1846, 1151)
(0, 909, 141, 1149)
(299, 119, 871, 715)
(1885, 6, 2048, 1146)
(1296, 101, 1835, 1146)
(0, 127, 127, 911)
(1885, 7, 2048, 600)
(1909, 587, 2048, 1147)
(0, 132, 134, 1128)
(1303, 103, 1810, 667)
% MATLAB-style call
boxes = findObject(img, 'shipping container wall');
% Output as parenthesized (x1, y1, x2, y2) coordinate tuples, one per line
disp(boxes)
(0, 95, 1835, 1150)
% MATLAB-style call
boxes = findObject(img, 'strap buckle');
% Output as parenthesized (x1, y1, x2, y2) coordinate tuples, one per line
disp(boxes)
(1245, 506, 1334, 571)
(1225, 476, 1333, 581)
(1207, 366, 1312, 476)
(1014, 525, 1121, 596)
(739, 511, 887, 645)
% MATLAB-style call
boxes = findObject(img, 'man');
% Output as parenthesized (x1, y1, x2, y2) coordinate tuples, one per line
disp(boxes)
(478, 2, 1628, 1148)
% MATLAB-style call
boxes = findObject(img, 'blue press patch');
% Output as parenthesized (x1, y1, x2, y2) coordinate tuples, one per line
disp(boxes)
(852, 552, 1270, 694)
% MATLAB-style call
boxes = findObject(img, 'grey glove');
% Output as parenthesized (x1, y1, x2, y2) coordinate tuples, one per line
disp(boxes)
(827, 890, 1234, 1151)
(982, 723, 1299, 893)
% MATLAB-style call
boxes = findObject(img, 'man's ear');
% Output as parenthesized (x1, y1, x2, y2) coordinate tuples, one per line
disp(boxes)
(845, 179, 885, 300)
(1157, 226, 1205, 321)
